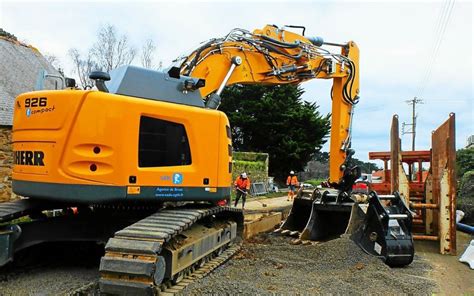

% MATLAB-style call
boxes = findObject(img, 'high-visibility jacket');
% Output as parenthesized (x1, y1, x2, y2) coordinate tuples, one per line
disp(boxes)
(234, 177, 250, 190)
(286, 175, 299, 186)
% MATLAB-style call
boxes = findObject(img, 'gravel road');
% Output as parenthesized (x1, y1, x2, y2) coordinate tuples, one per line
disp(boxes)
(0, 243, 102, 296)
(184, 234, 437, 295)
(0, 234, 437, 295)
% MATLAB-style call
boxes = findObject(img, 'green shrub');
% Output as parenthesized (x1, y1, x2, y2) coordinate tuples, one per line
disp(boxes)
(232, 152, 268, 183)
(304, 179, 327, 186)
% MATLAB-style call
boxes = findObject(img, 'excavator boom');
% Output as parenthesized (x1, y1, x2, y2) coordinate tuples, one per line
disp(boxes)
(176, 25, 359, 184)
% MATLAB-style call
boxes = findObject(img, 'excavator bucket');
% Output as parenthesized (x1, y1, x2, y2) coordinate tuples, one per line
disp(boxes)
(276, 190, 414, 267)
(276, 190, 353, 240)
(275, 197, 314, 236)
(300, 200, 353, 241)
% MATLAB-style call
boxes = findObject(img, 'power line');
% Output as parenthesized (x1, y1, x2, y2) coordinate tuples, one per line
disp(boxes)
(416, 0, 451, 96)
(418, 0, 455, 98)
(416, 0, 449, 95)
(415, 0, 456, 99)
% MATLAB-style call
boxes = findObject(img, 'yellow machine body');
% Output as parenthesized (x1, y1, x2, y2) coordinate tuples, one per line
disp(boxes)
(12, 25, 360, 203)
(12, 90, 233, 203)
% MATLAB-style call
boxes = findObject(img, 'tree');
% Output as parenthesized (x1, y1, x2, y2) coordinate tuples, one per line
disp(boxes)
(220, 84, 331, 181)
(301, 159, 329, 180)
(91, 24, 136, 72)
(313, 151, 329, 162)
(68, 24, 161, 88)
(44, 53, 62, 71)
(457, 148, 474, 178)
(347, 157, 380, 174)
(141, 39, 156, 69)
(68, 48, 98, 88)
(0, 28, 17, 41)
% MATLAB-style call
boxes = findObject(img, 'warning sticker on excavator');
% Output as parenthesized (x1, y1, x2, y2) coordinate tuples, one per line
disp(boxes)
(374, 242, 382, 255)
(127, 186, 141, 194)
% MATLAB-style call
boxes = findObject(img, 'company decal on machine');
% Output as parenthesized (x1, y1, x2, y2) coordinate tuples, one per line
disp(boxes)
(155, 187, 184, 198)
(160, 175, 170, 181)
(24, 97, 55, 117)
(172, 173, 183, 184)
(14, 150, 45, 166)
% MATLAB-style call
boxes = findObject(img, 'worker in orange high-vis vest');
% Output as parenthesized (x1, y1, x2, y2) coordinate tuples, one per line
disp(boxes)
(234, 172, 250, 209)
(286, 171, 299, 201)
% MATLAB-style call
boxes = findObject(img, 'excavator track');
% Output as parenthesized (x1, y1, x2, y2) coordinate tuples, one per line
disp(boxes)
(159, 242, 241, 295)
(0, 199, 56, 223)
(99, 205, 243, 295)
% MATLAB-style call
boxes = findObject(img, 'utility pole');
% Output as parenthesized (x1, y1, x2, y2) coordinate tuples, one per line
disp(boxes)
(402, 97, 423, 179)
(402, 97, 424, 150)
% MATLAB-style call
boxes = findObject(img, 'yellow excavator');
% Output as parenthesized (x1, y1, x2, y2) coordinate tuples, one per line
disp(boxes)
(1, 25, 413, 295)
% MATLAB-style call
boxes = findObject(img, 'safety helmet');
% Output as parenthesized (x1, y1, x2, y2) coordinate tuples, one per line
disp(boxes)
(241, 172, 247, 178)
(290, 171, 294, 175)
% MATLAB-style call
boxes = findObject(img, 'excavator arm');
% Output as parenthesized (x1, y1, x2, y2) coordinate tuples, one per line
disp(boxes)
(176, 25, 359, 184)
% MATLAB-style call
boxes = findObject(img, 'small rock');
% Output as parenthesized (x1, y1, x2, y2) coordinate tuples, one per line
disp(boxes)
(290, 239, 302, 245)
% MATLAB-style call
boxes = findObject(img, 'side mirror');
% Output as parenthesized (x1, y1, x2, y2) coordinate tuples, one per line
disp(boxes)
(65, 78, 76, 88)
(89, 71, 110, 92)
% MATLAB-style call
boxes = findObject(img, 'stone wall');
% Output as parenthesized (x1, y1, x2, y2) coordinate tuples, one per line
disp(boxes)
(0, 38, 59, 125)
(0, 126, 13, 202)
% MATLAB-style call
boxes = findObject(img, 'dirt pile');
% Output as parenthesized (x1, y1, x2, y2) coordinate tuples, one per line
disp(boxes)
(184, 234, 437, 295)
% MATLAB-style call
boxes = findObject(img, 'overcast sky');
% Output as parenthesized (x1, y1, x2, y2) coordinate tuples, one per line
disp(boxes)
(1, 0, 472, 164)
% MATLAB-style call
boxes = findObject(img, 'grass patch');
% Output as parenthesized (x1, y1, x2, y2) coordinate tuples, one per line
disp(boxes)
(303, 179, 327, 186)
(230, 190, 285, 201)
(0, 215, 32, 227)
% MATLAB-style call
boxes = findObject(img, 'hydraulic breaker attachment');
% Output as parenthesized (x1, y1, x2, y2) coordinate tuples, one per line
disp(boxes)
(350, 192, 414, 267)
